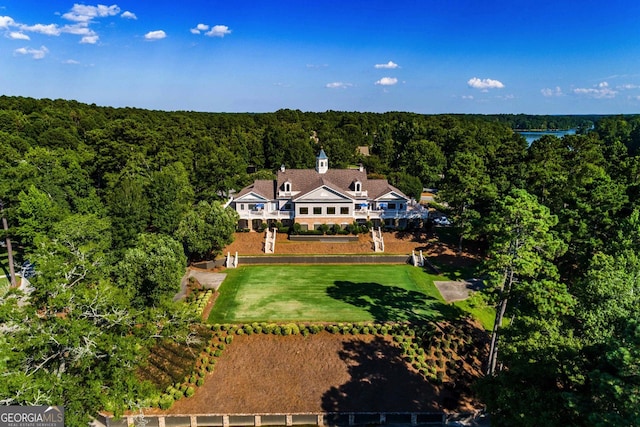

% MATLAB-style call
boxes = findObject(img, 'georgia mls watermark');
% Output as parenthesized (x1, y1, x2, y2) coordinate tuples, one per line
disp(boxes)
(0, 406, 64, 427)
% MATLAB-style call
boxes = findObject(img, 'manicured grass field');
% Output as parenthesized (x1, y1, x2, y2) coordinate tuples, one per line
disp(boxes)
(208, 264, 462, 324)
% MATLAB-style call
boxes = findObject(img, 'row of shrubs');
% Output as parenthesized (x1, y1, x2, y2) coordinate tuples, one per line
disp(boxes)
(190, 290, 213, 317)
(145, 321, 474, 410)
(240, 221, 376, 235)
(211, 321, 402, 337)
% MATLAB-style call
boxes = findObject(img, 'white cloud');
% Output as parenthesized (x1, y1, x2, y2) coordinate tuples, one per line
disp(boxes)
(20, 23, 61, 36)
(191, 23, 209, 34)
(121, 11, 137, 20)
(8, 31, 29, 40)
(617, 83, 639, 90)
(144, 30, 166, 40)
(573, 81, 617, 99)
(206, 25, 231, 37)
(64, 59, 80, 64)
(62, 4, 120, 23)
(375, 77, 398, 86)
(374, 61, 399, 69)
(306, 63, 328, 69)
(80, 35, 99, 44)
(462, 95, 474, 100)
(467, 77, 505, 90)
(0, 15, 15, 28)
(14, 45, 49, 59)
(541, 86, 563, 97)
(326, 82, 352, 89)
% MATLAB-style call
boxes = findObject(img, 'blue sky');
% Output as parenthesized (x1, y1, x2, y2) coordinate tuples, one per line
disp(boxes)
(1, 1, 640, 114)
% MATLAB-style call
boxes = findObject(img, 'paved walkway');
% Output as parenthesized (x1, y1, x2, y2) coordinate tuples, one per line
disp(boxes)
(174, 269, 227, 301)
(433, 279, 483, 303)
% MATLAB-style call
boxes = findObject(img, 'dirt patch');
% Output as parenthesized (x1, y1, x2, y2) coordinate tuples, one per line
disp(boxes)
(146, 332, 484, 415)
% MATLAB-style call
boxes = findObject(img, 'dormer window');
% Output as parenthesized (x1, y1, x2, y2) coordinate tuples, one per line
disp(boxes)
(284, 181, 291, 192)
(354, 181, 362, 192)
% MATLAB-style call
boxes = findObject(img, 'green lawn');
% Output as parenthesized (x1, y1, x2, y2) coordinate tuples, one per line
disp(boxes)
(209, 264, 466, 324)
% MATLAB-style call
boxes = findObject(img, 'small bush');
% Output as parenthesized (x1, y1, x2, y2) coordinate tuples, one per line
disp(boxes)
(254, 326, 263, 334)
(196, 378, 204, 387)
(173, 390, 184, 400)
(213, 350, 222, 357)
(185, 387, 195, 398)
(225, 335, 233, 344)
(159, 395, 174, 410)
(206, 364, 215, 372)
(243, 325, 254, 335)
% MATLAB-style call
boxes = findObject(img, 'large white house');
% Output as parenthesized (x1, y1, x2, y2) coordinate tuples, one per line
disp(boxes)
(231, 150, 428, 231)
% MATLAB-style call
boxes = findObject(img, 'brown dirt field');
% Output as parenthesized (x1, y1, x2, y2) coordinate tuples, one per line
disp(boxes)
(147, 332, 484, 416)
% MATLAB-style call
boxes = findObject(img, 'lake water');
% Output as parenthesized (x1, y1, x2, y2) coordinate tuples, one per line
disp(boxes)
(518, 129, 576, 145)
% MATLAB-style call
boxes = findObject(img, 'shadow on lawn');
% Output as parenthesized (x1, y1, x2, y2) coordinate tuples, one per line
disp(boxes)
(322, 336, 442, 413)
(327, 281, 462, 323)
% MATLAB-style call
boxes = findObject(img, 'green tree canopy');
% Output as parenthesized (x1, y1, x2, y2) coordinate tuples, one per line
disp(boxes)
(176, 200, 238, 260)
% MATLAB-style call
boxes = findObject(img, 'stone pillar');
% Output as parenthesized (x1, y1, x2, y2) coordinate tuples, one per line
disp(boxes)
(348, 414, 355, 425)
(126, 416, 135, 427)
(158, 417, 166, 427)
(223, 415, 230, 427)
(190, 415, 198, 427)
(317, 414, 324, 426)
(285, 415, 293, 426)
(254, 415, 261, 426)
(411, 413, 417, 425)
(379, 414, 386, 425)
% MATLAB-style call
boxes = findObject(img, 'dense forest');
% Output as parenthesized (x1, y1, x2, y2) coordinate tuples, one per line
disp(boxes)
(1, 95, 640, 425)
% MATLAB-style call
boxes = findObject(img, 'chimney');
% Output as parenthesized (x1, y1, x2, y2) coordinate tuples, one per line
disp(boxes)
(280, 164, 285, 172)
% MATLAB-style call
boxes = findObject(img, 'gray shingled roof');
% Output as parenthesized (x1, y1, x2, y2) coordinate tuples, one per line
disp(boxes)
(235, 179, 275, 199)
(274, 168, 408, 200)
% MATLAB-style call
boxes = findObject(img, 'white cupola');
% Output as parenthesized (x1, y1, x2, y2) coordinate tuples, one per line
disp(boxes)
(316, 149, 328, 174)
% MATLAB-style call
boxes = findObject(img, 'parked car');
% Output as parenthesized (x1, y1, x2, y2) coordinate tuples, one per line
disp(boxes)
(433, 216, 451, 226)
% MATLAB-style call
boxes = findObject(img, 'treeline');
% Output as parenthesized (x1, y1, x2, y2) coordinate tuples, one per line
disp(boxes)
(1, 95, 640, 425)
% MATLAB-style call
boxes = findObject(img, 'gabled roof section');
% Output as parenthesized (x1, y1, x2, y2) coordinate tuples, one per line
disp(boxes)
(294, 184, 353, 201)
(317, 149, 328, 160)
(375, 190, 410, 201)
(367, 180, 409, 200)
(234, 180, 275, 201)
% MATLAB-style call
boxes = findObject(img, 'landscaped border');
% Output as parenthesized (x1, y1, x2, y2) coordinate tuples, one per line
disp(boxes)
(137, 319, 486, 412)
